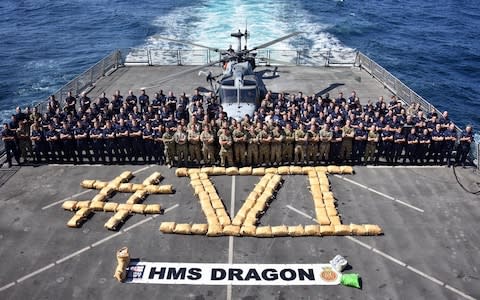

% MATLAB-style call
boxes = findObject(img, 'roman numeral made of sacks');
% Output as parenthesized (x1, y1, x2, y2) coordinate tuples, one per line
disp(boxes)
(159, 166, 382, 237)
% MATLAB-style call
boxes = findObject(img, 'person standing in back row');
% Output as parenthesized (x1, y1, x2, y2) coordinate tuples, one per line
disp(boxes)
(456, 125, 473, 167)
(2, 123, 20, 167)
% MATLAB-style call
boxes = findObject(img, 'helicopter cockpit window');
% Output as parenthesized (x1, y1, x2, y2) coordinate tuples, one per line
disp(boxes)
(220, 89, 237, 104)
(240, 88, 257, 103)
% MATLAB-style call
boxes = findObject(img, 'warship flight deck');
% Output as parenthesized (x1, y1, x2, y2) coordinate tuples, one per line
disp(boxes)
(0, 61, 479, 300)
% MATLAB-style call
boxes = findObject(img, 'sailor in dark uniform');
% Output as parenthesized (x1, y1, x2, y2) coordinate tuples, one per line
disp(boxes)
(89, 121, 105, 163)
(115, 119, 130, 162)
(64, 91, 77, 115)
(74, 120, 90, 163)
(352, 123, 367, 164)
(443, 124, 457, 167)
(129, 119, 143, 163)
(138, 89, 150, 114)
(30, 122, 47, 163)
(456, 125, 473, 166)
(45, 123, 62, 162)
(417, 128, 431, 164)
(431, 124, 444, 164)
(102, 120, 117, 164)
(142, 122, 156, 163)
(1, 123, 20, 167)
(125, 90, 137, 113)
(406, 127, 419, 164)
(59, 122, 76, 163)
(380, 124, 394, 163)
(79, 92, 91, 113)
(393, 127, 406, 164)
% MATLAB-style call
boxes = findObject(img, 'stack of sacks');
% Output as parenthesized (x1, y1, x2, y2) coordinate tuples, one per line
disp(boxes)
(113, 247, 130, 282)
(289, 166, 303, 175)
(307, 171, 330, 225)
(226, 167, 239, 176)
(67, 207, 92, 228)
(211, 166, 226, 176)
(144, 184, 174, 194)
(340, 166, 354, 174)
(238, 167, 252, 175)
(175, 168, 188, 177)
(81, 179, 96, 189)
(142, 172, 163, 185)
(200, 167, 213, 175)
(347, 224, 383, 236)
(105, 209, 130, 230)
(144, 204, 161, 214)
(326, 166, 341, 174)
(159, 222, 176, 233)
(126, 190, 147, 204)
(240, 175, 282, 236)
(174, 223, 192, 235)
(251, 167, 265, 176)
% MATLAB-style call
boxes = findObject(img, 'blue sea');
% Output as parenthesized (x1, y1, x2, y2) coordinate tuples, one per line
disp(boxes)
(0, 0, 479, 130)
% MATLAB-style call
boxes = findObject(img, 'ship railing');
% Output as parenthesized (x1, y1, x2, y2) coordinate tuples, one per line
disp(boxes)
(0, 50, 122, 156)
(122, 48, 357, 67)
(355, 51, 478, 166)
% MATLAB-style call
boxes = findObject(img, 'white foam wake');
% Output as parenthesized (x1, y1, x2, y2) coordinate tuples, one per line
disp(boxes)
(135, 0, 355, 64)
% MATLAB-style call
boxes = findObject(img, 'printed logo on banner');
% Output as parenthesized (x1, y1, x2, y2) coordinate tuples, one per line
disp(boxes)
(127, 264, 146, 279)
(319, 267, 338, 282)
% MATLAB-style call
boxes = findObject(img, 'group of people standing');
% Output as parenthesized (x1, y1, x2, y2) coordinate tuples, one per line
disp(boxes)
(1, 88, 474, 168)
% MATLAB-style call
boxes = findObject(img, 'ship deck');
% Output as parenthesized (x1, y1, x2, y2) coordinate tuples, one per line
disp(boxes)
(0, 65, 479, 300)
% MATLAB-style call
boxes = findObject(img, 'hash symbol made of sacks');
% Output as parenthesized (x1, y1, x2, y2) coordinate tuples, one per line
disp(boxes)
(62, 171, 172, 230)
(161, 165, 382, 237)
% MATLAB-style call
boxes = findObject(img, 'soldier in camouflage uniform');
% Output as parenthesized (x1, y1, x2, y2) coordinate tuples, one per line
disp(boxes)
(246, 126, 259, 166)
(318, 124, 332, 163)
(187, 123, 202, 165)
(340, 119, 354, 163)
(283, 122, 295, 164)
(270, 124, 284, 166)
(162, 127, 175, 168)
(173, 125, 188, 167)
(200, 124, 216, 165)
(307, 124, 319, 163)
(218, 128, 233, 167)
(294, 123, 307, 165)
(257, 123, 271, 166)
(364, 125, 379, 164)
(232, 123, 247, 166)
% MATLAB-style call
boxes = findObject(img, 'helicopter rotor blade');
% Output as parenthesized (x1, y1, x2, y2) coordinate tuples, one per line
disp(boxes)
(139, 59, 223, 90)
(248, 31, 304, 52)
(151, 35, 221, 52)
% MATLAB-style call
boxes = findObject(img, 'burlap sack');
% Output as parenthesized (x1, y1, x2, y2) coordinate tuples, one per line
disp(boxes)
(119, 171, 134, 181)
(251, 167, 265, 176)
(240, 225, 256, 236)
(113, 247, 130, 282)
(277, 166, 290, 175)
(144, 204, 161, 214)
(365, 224, 382, 235)
(159, 222, 176, 233)
(255, 226, 273, 237)
(76, 201, 91, 209)
(113, 210, 130, 221)
(206, 224, 223, 236)
(175, 168, 188, 177)
(271, 225, 289, 237)
(67, 215, 84, 228)
(103, 202, 119, 212)
(93, 181, 108, 189)
(117, 204, 133, 213)
(320, 225, 335, 236)
(104, 217, 121, 231)
(223, 225, 241, 236)
(226, 167, 239, 176)
(288, 225, 305, 237)
(89, 201, 105, 211)
(81, 179, 96, 189)
(200, 167, 213, 175)
(304, 225, 321, 236)
(239, 167, 252, 175)
(75, 207, 92, 218)
(62, 200, 78, 211)
(191, 223, 208, 235)
(334, 225, 351, 236)
(174, 223, 192, 235)
(131, 204, 147, 214)
(329, 215, 341, 226)
(212, 167, 226, 176)
(340, 166, 354, 174)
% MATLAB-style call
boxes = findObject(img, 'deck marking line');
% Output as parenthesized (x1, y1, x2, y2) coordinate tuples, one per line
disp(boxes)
(164, 203, 179, 213)
(122, 217, 153, 232)
(90, 233, 123, 248)
(344, 236, 373, 250)
(41, 165, 154, 210)
(16, 263, 55, 283)
(132, 165, 153, 174)
(286, 205, 315, 220)
(444, 285, 477, 300)
(367, 188, 395, 200)
(335, 175, 424, 213)
(0, 282, 15, 292)
(1, 204, 178, 293)
(41, 190, 90, 210)
(371, 247, 407, 267)
(288, 208, 476, 300)
(406, 265, 444, 285)
(226, 176, 236, 300)
(55, 246, 92, 264)
(394, 199, 425, 213)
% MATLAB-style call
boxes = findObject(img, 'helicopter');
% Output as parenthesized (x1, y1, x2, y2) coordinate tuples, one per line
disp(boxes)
(152, 29, 303, 120)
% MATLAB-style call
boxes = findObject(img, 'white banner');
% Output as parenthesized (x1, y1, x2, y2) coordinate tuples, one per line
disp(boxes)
(126, 261, 341, 285)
